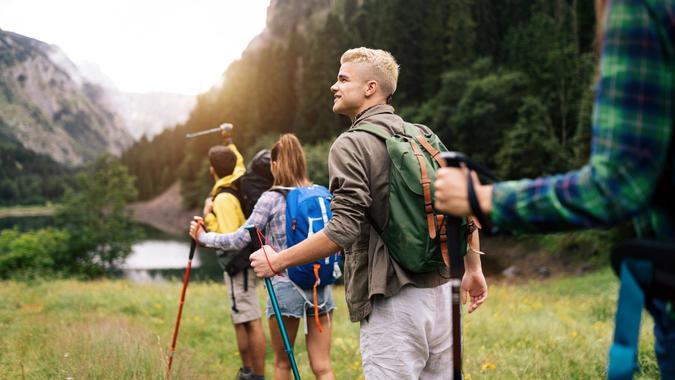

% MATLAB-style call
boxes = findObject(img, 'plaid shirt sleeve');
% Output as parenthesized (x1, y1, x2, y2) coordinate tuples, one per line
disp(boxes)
(200, 191, 280, 251)
(491, 0, 674, 238)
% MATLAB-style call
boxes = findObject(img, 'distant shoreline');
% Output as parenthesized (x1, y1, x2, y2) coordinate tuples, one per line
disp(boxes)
(0, 183, 195, 237)
(0, 205, 55, 218)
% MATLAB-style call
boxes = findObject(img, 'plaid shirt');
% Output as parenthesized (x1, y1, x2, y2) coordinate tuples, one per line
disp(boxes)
(492, 0, 674, 240)
(200, 190, 289, 282)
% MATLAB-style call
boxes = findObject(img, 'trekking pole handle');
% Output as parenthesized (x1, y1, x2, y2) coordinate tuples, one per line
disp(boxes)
(439, 151, 499, 181)
(440, 151, 499, 232)
(185, 123, 233, 139)
(246, 225, 261, 251)
(189, 220, 204, 260)
(189, 239, 196, 260)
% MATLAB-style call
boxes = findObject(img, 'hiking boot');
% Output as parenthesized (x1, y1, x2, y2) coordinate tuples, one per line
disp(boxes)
(236, 367, 252, 380)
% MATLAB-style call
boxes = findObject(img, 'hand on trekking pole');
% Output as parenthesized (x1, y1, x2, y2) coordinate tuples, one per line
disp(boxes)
(461, 269, 488, 313)
(250, 245, 282, 278)
(434, 166, 493, 217)
(189, 216, 205, 243)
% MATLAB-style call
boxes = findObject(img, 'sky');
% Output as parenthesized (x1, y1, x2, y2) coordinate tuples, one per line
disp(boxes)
(0, 0, 269, 95)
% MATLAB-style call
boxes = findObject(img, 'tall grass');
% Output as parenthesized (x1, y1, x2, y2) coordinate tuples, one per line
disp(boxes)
(0, 269, 658, 379)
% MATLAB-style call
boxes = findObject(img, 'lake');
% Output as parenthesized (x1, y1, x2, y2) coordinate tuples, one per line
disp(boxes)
(0, 215, 224, 282)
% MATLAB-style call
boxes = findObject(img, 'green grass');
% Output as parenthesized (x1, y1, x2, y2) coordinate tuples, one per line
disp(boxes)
(0, 269, 659, 379)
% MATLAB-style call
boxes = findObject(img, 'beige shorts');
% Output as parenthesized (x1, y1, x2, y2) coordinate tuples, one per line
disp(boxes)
(224, 268, 262, 324)
(360, 282, 452, 379)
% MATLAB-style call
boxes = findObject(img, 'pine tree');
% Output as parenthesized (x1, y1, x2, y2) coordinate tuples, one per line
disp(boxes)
(446, 0, 475, 69)
(496, 96, 566, 179)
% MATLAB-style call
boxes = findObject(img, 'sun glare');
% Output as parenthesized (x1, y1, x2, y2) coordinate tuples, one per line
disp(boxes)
(0, 0, 269, 95)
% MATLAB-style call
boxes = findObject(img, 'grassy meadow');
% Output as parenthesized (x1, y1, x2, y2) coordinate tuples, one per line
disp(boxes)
(0, 269, 659, 379)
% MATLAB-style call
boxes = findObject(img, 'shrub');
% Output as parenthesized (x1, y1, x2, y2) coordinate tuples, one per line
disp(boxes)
(56, 155, 140, 276)
(0, 228, 70, 278)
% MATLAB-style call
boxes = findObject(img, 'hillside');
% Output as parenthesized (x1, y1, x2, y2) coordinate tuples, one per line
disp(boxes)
(122, 0, 598, 210)
(0, 29, 133, 166)
(128, 181, 198, 236)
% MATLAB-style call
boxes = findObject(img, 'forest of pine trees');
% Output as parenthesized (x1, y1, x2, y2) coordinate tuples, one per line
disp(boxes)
(122, 0, 598, 208)
(0, 127, 76, 206)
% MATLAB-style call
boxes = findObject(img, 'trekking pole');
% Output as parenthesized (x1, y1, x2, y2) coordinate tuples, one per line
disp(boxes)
(185, 123, 233, 139)
(440, 152, 498, 380)
(246, 225, 302, 380)
(166, 230, 200, 378)
(443, 206, 465, 380)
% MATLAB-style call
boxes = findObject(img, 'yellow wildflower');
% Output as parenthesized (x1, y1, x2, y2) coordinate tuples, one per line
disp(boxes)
(481, 361, 496, 370)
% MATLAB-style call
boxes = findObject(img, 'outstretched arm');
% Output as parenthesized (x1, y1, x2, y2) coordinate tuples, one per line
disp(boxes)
(249, 231, 341, 277)
(189, 191, 278, 251)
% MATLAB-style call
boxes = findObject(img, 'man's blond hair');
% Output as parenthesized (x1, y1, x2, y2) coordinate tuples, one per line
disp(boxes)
(340, 47, 399, 98)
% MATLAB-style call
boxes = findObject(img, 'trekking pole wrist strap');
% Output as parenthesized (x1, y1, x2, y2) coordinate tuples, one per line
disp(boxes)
(250, 226, 281, 276)
(467, 170, 491, 231)
(258, 233, 281, 276)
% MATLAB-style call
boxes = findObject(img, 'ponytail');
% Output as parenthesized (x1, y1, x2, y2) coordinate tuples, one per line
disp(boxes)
(271, 134, 311, 187)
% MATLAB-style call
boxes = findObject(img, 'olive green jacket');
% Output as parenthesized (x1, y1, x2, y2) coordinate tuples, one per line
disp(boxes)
(323, 104, 450, 322)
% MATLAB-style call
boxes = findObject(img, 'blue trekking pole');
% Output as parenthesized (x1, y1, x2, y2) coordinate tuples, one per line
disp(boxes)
(246, 225, 301, 380)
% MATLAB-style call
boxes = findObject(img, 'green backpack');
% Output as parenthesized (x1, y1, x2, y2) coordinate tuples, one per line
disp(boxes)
(351, 122, 469, 273)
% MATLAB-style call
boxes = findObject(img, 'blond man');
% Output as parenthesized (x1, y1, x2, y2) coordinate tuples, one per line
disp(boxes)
(250, 47, 488, 378)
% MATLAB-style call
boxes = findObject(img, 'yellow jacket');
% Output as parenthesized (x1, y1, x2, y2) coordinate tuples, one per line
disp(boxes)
(204, 144, 246, 234)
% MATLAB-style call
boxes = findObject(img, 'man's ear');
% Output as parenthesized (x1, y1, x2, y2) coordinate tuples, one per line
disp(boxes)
(364, 80, 378, 97)
(209, 166, 216, 177)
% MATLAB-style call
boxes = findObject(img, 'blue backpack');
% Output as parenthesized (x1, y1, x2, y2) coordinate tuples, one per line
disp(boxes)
(276, 185, 341, 289)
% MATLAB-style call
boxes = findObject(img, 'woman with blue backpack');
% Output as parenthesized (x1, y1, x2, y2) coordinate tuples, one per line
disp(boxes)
(190, 133, 337, 380)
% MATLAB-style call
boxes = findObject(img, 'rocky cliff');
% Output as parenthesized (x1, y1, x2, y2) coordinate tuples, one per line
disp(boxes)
(0, 29, 133, 165)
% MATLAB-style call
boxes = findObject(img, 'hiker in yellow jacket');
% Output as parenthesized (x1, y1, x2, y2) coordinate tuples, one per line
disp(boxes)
(203, 143, 245, 233)
(204, 143, 266, 380)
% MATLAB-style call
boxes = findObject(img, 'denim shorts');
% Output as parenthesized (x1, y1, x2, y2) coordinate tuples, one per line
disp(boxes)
(265, 280, 335, 319)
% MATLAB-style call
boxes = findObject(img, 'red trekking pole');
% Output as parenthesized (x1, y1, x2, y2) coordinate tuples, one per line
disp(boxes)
(166, 236, 198, 377)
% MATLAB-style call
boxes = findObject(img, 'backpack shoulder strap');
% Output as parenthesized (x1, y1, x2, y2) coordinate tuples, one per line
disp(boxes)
(213, 186, 239, 201)
(211, 186, 244, 223)
(350, 124, 392, 141)
(402, 122, 447, 168)
(407, 122, 434, 134)
(269, 187, 289, 198)
(347, 124, 389, 235)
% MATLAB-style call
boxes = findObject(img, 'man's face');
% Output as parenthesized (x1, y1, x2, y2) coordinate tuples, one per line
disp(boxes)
(330, 62, 369, 119)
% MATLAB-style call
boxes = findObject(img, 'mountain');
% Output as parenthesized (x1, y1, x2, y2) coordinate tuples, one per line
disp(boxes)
(77, 61, 195, 140)
(111, 92, 195, 139)
(0, 29, 133, 166)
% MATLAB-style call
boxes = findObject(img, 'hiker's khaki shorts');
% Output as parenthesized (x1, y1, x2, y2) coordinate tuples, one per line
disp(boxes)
(360, 281, 452, 380)
(224, 268, 262, 324)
